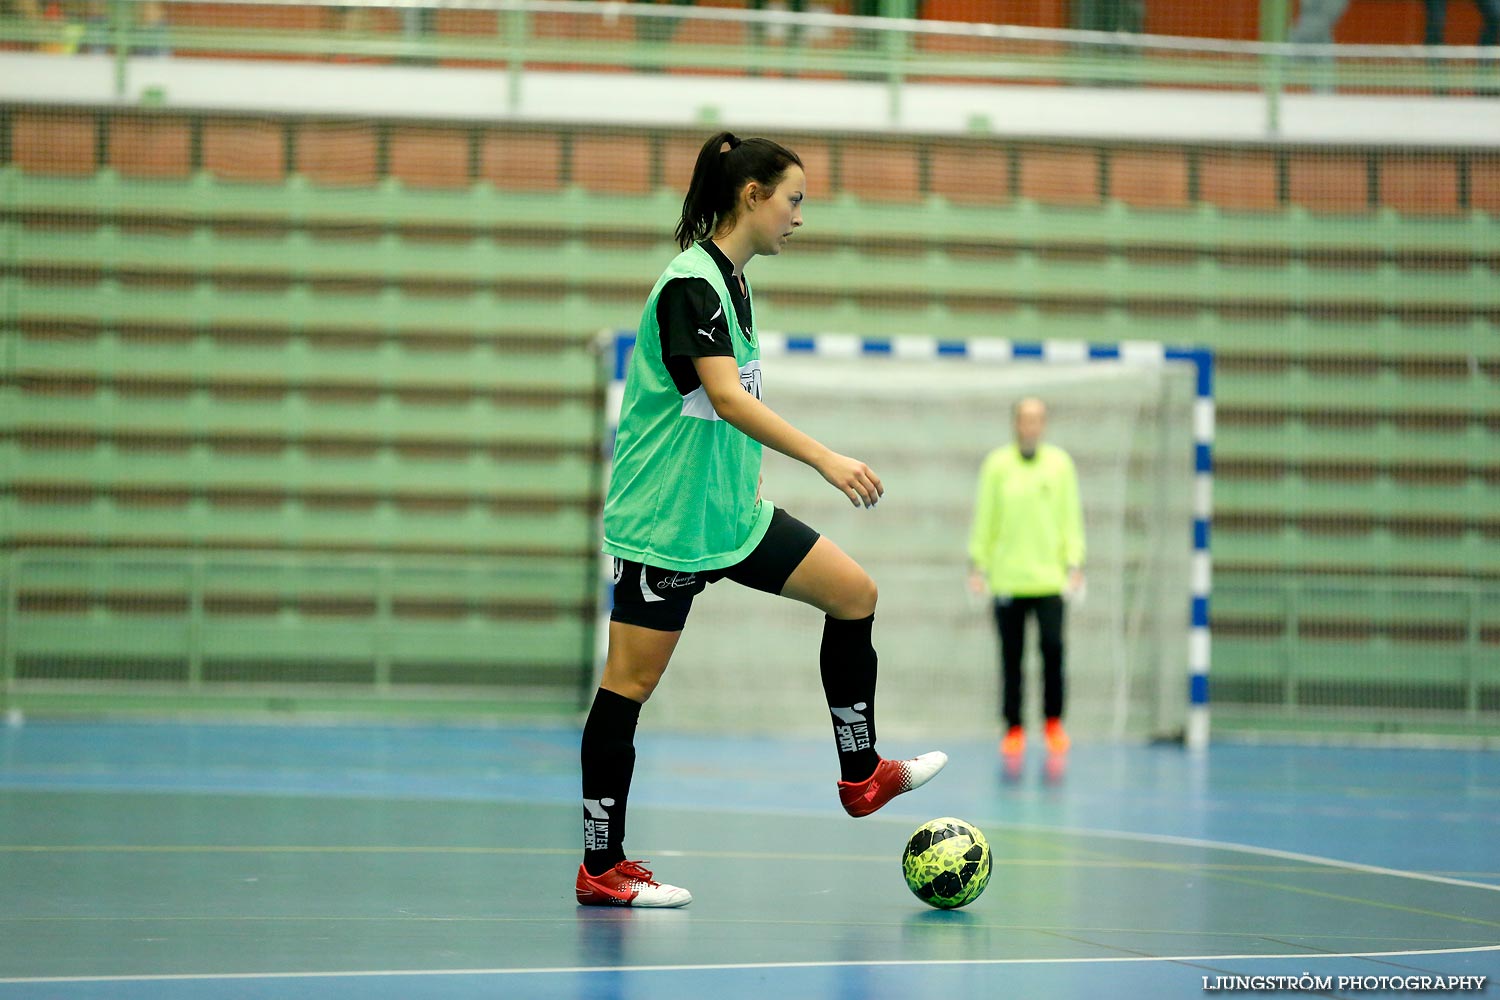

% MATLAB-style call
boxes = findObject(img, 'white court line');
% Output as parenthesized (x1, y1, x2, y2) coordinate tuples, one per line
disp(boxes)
(2, 801, 1492, 897)
(979, 820, 1500, 896)
(638, 804, 1500, 898)
(1, 945, 1496, 985)
(1, 804, 1493, 985)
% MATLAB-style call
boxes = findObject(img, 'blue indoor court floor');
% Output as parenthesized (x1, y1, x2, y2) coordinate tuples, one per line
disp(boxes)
(0, 720, 1495, 999)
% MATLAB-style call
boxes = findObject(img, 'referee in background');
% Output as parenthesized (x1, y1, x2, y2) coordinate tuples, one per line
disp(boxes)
(967, 397, 1086, 758)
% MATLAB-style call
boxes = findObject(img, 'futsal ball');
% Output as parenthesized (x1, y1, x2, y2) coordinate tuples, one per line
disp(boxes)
(901, 817, 991, 909)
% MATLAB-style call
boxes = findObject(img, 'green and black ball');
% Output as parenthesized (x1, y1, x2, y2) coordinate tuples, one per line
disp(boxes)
(901, 817, 991, 909)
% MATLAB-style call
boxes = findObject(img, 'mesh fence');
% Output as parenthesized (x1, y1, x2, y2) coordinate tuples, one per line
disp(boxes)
(0, 0, 1496, 734)
(628, 347, 1198, 743)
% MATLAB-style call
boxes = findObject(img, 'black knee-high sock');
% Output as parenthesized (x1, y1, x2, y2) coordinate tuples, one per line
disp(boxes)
(580, 687, 642, 877)
(820, 613, 880, 783)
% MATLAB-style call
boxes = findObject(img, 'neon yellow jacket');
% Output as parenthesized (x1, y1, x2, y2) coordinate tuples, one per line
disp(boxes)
(967, 443, 1085, 597)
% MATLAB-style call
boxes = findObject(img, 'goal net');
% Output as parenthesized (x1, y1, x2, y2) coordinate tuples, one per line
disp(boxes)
(604, 334, 1206, 746)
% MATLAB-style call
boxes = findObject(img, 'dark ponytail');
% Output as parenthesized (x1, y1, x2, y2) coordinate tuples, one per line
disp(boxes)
(674, 131, 803, 250)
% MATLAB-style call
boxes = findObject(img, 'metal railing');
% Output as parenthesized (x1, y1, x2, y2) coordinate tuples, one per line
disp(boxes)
(1214, 573, 1498, 729)
(1, 0, 1497, 132)
(0, 547, 598, 716)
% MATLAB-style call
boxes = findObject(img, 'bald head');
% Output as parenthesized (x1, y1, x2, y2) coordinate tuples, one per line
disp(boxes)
(1013, 397, 1046, 456)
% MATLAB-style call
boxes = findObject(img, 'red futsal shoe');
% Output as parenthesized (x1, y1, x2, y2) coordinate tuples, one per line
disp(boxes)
(575, 860, 692, 908)
(837, 751, 948, 818)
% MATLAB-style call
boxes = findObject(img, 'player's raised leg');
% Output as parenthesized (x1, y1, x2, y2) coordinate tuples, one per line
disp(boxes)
(576, 620, 692, 907)
(780, 536, 947, 817)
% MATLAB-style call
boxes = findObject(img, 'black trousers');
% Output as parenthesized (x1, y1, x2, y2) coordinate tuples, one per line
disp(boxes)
(993, 595, 1065, 729)
(1425, 0, 1500, 45)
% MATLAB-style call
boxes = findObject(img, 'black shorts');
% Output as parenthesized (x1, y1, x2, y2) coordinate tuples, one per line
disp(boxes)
(609, 506, 821, 632)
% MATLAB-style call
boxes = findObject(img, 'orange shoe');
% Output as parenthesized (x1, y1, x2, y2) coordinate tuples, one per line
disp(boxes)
(1000, 725, 1025, 757)
(575, 860, 691, 908)
(1044, 718, 1070, 755)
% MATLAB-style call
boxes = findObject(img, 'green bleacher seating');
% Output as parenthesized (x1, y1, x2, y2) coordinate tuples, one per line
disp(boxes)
(8, 278, 629, 338)
(1213, 527, 1496, 575)
(13, 219, 1499, 310)
(10, 325, 599, 394)
(1212, 574, 1498, 717)
(1217, 418, 1497, 466)
(6, 388, 599, 450)
(12, 168, 1500, 251)
(7, 548, 595, 710)
(3, 112, 1496, 720)
(4, 443, 596, 504)
(5, 497, 595, 554)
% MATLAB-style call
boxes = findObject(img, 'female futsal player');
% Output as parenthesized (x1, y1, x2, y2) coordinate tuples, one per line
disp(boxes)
(576, 133, 948, 907)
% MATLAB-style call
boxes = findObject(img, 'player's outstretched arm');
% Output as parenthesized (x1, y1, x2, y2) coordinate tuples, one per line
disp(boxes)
(692, 355, 883, 509)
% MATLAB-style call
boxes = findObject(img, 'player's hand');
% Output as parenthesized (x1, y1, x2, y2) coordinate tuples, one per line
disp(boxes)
(1068, 568, 1085, 594)
(819, 453, 883, 509)
(967, 570, 988, 596)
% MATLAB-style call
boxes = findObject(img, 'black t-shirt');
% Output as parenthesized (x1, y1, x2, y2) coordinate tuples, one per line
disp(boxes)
(656, 240, 754, 397)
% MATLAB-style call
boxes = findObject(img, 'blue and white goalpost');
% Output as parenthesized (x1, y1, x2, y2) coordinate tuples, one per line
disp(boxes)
(604, 332, 1213, 750)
